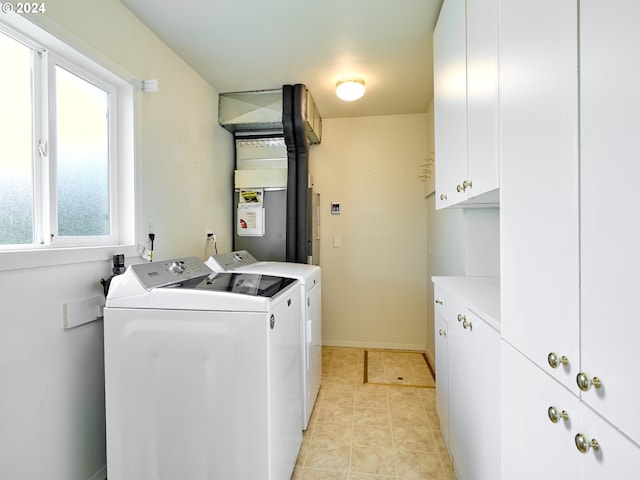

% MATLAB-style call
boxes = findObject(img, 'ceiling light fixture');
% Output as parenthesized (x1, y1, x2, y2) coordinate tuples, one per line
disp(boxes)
(336, 78, 366, 101)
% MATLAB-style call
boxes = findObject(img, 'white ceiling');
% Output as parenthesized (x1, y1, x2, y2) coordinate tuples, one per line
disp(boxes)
(119, 0, 443, 119)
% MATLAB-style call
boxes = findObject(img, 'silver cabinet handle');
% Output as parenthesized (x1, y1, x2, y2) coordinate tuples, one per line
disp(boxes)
(440, 193, 447, 201)
(457, 314, 465, 322)
(463, 179, 473, 190)
(438, 329, 447, 337)
(547, 406, 569, 424)
(456, 184, 464, 192)
(577, 372, 601, 392)
(435, 299, 443, 305)
(463, 319, 473, 331)
(547, 352, 569, 369)
(575, 433, 600, 454)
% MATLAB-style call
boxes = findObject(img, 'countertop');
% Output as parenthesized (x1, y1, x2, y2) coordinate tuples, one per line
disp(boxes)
(432, 276, 500, 331)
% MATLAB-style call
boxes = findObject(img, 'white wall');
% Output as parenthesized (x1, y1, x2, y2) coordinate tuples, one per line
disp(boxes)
(0, 2, 233, 479)
(310, 114, 429, 350)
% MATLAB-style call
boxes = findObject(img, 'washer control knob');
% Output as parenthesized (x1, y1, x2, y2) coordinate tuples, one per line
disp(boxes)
(168, 261, 186, 274)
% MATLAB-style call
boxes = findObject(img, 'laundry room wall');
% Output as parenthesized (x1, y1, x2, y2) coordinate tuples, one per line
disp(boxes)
(0, 2, 233, 479)
(310, 113, 429, 350)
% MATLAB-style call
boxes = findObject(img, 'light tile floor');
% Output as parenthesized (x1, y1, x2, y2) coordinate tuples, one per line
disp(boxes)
(292, 347, 456, 480)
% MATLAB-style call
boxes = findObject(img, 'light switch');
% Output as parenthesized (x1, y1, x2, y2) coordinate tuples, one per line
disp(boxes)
(333, 235, 342, 248)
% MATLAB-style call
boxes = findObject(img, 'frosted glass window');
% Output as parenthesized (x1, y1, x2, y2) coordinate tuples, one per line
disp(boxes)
(55, 66, 110, 237)
(0, 17, 131, 252)
(0, 32, 34, 245)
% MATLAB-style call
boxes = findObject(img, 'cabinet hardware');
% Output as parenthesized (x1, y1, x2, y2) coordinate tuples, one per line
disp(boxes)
(435, 299, 443, 305)
(439, 329, 447, 337)
(440, 193, 448, 201)
(463, 319, 473, 331)
(457, 314, 465, 322)
(576, 372, 601, 392)
(547, 352, 569, 369)
(575, 434, 600, 454)
(463, 179, 473, 190)
(457, 184, 464, 192)
(547, 406, 569, 424)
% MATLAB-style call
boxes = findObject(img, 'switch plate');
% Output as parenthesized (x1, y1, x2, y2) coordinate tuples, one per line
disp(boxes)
(333, 235, 342, 248)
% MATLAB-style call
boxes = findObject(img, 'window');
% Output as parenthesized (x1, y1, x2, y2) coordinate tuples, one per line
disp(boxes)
(0, 19, 134, 251)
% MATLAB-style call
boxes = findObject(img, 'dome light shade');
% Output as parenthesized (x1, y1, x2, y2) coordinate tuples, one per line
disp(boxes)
(336, 78, 366, 101)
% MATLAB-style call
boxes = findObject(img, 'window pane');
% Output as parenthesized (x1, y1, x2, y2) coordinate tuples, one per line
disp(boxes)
(55, 66, 110, 237)
(0, 32, 34, 245)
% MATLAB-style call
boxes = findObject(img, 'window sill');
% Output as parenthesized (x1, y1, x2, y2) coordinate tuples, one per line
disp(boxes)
(0, 244, 139, 273)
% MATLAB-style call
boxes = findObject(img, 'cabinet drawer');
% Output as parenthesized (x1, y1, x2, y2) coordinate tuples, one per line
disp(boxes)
(434, 286, 458, 323)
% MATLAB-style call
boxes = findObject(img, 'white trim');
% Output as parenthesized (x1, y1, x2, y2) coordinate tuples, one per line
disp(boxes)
(0, 11, 138, 253)
(322, 340, 427, 351)
(0, 244, 139, 272)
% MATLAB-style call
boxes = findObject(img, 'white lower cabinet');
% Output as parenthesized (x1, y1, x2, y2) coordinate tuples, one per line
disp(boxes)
(435, 312, 449, 449)
(434, 279, 500, 480)
(502, 341, 579, 479)
(580, 404, 640, 479)
(502, 341, 640, 479)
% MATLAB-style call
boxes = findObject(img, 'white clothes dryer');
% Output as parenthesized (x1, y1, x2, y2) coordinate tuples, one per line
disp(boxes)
(206, 251, 321, 430)
(104, 257, 302, 480)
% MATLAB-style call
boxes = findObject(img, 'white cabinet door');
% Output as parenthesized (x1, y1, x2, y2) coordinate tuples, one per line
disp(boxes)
(465, 0, 499, 199)
(580, 404, 640, 479)
(434, 313, 449, 449)
(449, 306, 500, 480)
(579, 0, 640, 446)
(433, 0, 468, 209)
(448, 303, 473, 480)
(499, 0, 580, 392)
(502, 341, 579, 479)
(462, 309, 500, 480)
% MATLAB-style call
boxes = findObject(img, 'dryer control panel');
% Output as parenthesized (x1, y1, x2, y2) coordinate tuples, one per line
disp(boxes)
(207, 250, 259, 271)
(130, 257, 213, 289)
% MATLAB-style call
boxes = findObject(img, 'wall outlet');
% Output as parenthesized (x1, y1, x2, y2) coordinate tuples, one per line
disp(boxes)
(145, 222, 154, 236)
(205, 227, 214, 238)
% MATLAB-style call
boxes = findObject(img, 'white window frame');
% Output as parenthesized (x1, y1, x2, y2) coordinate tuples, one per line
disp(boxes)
(0, 13, 138, 270)
(46, 54, 120, 247)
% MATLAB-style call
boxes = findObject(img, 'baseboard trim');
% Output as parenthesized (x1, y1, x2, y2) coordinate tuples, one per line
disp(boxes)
(322, 340, 426, 351)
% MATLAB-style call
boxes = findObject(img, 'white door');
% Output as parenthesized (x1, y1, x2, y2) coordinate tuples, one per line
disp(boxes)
(579, 404, 640, 479)
(579, 0, 640, 446)
(434, 313, 449, 449)
(499, 0, 580, 391)
(465, 0, 499, 199)
(447, 304, 474, 480)
(433, 0, 468, 209)
(502, 341, 579, 479)
(463, 310, 500, 480)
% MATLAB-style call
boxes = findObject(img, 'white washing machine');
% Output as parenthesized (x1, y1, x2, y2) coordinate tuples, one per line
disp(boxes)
(103, 257, 302, 480)
(206, 251, 321, 430)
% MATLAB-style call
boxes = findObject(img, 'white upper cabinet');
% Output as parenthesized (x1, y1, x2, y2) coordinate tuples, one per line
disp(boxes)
(433, 0, 499, 210)
(433, 0, 467, 209)
(465, 0, 499, 202)
(579, 0, 640, 446)
(499, 0, 580, 392)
